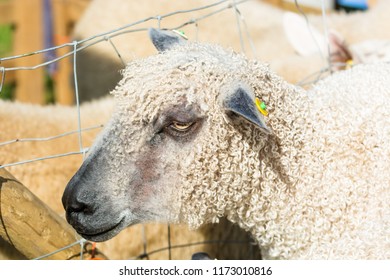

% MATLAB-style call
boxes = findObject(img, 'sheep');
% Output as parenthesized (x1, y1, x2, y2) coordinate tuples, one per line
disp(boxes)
(276, 1, 390, 84)
(0, 97, 260, 260)
(73, 0, 290, 102)
(73, 0, 390, 101)
(62, 28, 390, 259)
(279, 11, 390, 86)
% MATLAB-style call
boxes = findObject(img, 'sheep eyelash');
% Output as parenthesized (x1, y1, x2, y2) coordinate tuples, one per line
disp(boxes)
(164, 120, 201, 139)
(169, 121, 195, 132)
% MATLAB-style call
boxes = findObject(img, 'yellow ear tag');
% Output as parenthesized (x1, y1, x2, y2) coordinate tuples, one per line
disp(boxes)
(255, 98, 268, 116)
(345, 59, 354, 69)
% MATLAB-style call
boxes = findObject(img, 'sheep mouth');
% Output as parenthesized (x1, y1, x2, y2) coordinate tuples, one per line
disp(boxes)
(76, 217, 126, 242)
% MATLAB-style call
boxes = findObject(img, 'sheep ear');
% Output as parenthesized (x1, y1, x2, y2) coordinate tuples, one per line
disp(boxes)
(223, 87, 270, 134)
(149, 28, 186, 52)
(328, 30, 354, 64)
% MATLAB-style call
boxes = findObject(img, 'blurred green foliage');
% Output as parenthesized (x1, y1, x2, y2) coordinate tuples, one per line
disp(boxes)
(0, 23, 56, 103)
(0, 24, 14, 100)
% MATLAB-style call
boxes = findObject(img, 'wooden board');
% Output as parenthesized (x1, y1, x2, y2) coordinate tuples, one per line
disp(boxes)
(0, 1, 14, 25)
(0, 168, 107, 260)
(13, 0, 45, 104)
(1, 0, 92, 104)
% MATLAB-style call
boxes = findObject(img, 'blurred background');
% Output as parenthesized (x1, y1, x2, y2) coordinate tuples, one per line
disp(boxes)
(0, 0, 379, 105)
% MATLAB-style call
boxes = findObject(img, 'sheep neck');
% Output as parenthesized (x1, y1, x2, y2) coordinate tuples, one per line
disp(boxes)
(227, 81, 316, 259)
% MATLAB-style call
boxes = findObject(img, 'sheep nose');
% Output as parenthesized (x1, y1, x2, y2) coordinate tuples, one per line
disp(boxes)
(63, 195, 96, 228)
(66, 199, 92, 215)
(62, 175, 94, 218)
(62, 148, 102, 220)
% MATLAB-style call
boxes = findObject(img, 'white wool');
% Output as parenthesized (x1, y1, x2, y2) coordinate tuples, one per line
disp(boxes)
(0, 97, 260, 260)
(109, 39, 390, 259)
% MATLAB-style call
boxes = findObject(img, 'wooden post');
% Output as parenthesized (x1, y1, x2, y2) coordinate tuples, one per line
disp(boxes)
(0, 168, 107, 260)
(0, 1, 15, 91)
(13, 0, 45, 104)
(0, 1, 14, 25)
(52, 0, 74, 105)
(50, 0, 91, 105)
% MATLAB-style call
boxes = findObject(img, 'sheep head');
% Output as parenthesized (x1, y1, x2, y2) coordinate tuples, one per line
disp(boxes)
(62, 28, 295, 242)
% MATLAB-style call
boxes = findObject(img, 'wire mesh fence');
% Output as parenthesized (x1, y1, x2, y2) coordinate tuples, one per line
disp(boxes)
(0, 0, 368, 260)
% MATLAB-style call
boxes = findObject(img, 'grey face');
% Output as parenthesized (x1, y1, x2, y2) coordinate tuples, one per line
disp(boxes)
(62, 101, 206, 241)
(62, 28, 269, 242)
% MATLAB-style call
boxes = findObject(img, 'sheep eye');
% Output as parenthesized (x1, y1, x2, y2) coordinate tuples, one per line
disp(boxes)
(169, 121, 194, 132)
(157, 117, 203, 142)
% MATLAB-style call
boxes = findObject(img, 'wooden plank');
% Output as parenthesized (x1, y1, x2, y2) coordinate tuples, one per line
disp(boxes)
(52, 0, 74, 105)
(0, 1, 14, 25)
(13, 0, 45, 104)
(50, 0, 91, 105)
(0, 168, 107, 260)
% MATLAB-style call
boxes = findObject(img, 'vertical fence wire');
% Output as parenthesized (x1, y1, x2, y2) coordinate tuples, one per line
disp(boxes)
(320, 0, 332, 72)
(0, 67, 5, 94)
(232, 0, 246, 54)
(72, 40, 85, 160)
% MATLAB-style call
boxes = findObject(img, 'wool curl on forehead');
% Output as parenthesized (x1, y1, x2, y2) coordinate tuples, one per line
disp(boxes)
(108, 41, 304, 231)
(110, 42, 275, 121)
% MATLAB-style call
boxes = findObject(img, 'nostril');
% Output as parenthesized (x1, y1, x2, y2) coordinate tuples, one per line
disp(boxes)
(69, 201, 84, 213)
(63, 179, 95, 216)
(67, 199, 94, 215)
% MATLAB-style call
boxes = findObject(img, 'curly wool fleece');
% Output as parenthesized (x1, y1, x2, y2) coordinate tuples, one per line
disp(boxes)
(110, 42, 390, 259)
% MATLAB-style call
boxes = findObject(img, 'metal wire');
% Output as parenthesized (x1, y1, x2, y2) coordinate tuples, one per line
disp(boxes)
(294, 0, 326, 63)
(32, 238, 86, 260)
(320, 0, 332, 71)
(0, 0, 254, 170)
(131, 238, 258, 260)
(233, 0, 246, 54)
(106, 37, 127, 67)
(0, 0, 251, 73)
(0, 150, 89, 169)
(0, 125, 103, 147)
(72, 41, 85, 160)
(0, 0, 340, 260)
(0, 67, 5, 94)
